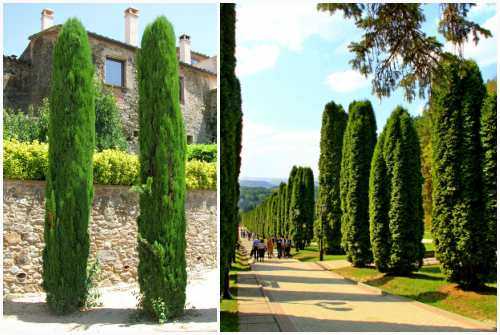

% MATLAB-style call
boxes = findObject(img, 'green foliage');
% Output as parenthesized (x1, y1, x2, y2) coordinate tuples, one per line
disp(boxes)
(316, 101, 348, 254)
(4, 140, 48, 180)
(4, 140, 215, 190)
(187, 143, 217, 162)
(340, 100, 377, 267)
(238, 186, 274, 212)
(413, 109, 433, 230)
(3, 98, 50, 142)
(137, 16, 187, 320)
(185, 160, 217, 190)
(84, 259, 103, 309)
(480, 91, 497, 279)
(317, 3, 491, 101)
(220, 3, 243, 296)
(42, 18, 95, 314)
(369, 107, 424, 274)
(430, 54, 490, 288)
(94, 77, 128, 151)
(93, 149, 139, 185)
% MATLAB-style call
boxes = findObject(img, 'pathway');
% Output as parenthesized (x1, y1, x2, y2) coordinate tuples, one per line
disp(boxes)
(2, 268, 217, 334)
(236, 239, 495, 332)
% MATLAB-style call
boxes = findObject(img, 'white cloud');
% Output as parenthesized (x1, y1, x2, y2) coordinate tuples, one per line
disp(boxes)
(469, 3, 497, 20)
(235, 3, 359, 76)
(444, 13, 497, 67)
(325, 70, 370, 93)
(240, 120, 320, 179)
(236, 44, 280, 77)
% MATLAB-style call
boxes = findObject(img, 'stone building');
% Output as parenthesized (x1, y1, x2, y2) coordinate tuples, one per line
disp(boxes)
(3, 7, 217, 151)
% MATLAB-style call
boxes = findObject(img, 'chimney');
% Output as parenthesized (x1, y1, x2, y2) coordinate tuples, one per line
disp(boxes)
(124, 7, 139, 46)
(41, 8, 54, 31)
(179, 34, 191, 64)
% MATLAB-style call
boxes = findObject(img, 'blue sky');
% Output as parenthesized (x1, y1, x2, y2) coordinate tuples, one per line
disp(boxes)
(237, 3, 497, 180)
(3, 3, 217, 57)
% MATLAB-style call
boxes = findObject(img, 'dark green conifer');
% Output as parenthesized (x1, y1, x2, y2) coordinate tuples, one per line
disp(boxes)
(136, 16, 187, 319)
(369, 107, 424, 274)
(317, 101, 348, 254)
(431, 55, 489, 288)
(43, 18, 95, 314)
(340, 100, 377, 267)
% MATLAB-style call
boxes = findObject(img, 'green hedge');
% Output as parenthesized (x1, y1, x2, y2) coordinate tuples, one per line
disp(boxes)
(187, 144, 217, 162)
(4, 140, 216, 190)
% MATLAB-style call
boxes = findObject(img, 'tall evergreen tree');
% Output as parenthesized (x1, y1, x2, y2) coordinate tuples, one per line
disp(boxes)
(340, 100, 377, 267)
(431, 54, 489, 288)
(303, 167, 315, 246)
(137, 16, 187, 319)
(369, 107, 424, 274)
(480, 91, 497, 279)
(43, 18, 95, 314)
(317, 101, 348, 254)
(289, 167, 303, 249)
(220, 3, 243, 297)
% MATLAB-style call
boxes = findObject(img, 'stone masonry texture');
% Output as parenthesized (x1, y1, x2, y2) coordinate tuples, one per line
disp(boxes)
(3, 179, 216, 296)
(3, 27, 217, 152)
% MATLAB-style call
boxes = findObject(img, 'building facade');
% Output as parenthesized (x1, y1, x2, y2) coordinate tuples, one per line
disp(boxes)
(3, 8, 217, 151)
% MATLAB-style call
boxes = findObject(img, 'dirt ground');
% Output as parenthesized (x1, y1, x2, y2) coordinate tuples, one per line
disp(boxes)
(1, 268, 217, 334)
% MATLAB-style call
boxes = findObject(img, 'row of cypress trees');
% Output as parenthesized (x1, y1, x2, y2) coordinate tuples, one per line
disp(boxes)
(220, 3, 243, 298)
(240, 166, 315, 250)
(43, 16, 188, 318)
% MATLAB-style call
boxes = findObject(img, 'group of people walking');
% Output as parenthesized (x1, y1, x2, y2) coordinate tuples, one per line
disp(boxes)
(250, 236, 293, 262)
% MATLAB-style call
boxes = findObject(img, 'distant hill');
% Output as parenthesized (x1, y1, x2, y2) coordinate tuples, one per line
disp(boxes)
(238, 186, 275, 212)
(239, 177, 286, 188)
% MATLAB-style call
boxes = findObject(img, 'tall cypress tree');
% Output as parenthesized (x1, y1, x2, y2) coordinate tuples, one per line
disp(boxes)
(43, 18, 95, 314)
(340, 100, 377, 267)
(220, 3, 243, 297)
(137, 17, 187, 319)
(303, 167, 315, 246)
(480, 91, 497, 279)
(369, 107, 424, 274)
(431, 54, 489, 288)
(317, 101, 348, 254)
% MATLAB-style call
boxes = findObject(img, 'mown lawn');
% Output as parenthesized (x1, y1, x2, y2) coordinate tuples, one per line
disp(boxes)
(220, 247, 251, 332)
(292, 243, 347, 262)
(334, 265, 497, 323)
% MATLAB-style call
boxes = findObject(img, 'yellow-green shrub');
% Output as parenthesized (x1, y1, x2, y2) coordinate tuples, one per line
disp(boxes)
(4, 140, 216, 190)
(186, 160, 217, 190)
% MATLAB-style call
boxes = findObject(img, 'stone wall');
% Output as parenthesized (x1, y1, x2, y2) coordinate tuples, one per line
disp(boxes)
(3, 56, 32, 111)
(3, 179, 216, 296)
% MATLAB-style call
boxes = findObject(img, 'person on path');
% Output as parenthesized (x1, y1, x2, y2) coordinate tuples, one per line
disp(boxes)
(267, 238, 274, 259)
(252, 237, 260, 260)
(257, 239, 267, 262)
(285, 238, 292, 258)
(276, 237, 283, 259)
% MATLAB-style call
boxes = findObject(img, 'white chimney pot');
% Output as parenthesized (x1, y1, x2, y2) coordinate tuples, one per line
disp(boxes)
(41, 8, 54, 31)
(179, 34, 191, 64)
(124, 7, 139, 46)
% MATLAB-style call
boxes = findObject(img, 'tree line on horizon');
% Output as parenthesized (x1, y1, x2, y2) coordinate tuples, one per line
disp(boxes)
(240, 53, 496, 289)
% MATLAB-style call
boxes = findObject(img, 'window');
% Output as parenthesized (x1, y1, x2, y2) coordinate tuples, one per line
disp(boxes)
(187, 135, 193, 144)
(191, 59, 198, 65)
(105, 58, 124, 87)
(179, 76, 185, 105)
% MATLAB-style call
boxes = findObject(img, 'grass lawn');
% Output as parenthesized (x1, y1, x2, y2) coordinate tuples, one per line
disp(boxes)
(333, 265, 497, 323)
(220, 246, 251, 332)
(292, 243, 347, 262)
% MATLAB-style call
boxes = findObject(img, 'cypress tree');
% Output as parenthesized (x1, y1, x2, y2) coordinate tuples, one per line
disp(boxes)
(137, 17, 187, 319)
(340, 100, 377, 267)
(369, 107, 424, 274)
(220, 3, 243, 297)
(480, 91, 497, 279)
(303, 167, 315, 246)
(317, 101, 348, 254)
(43, 18, 95, 314)
(431, 55, 488, 288)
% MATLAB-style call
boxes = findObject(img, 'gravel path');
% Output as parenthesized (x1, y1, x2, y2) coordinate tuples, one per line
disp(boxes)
(237, 239, 494, 332)
(2, 268, 217, 334)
